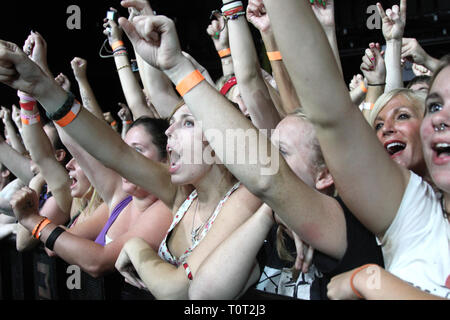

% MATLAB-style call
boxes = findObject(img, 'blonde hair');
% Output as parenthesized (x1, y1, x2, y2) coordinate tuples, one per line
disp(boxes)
(368, 88, 427, 127)
(71, 186, 103, 223)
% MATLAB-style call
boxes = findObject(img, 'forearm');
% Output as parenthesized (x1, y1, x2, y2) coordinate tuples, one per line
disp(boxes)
(362, 85, 384, 119)
(423, 55, 440, 73)
(75, 78, 104, 120)
(264, 0, 351, 126)
(323, 26, 343, 76)
(385, 40, 404, 92)
(4, 122, 26, 154)
(114, 54, 152, 119)
(135, 51, 180, 119)
(355, 265, 446, 300)
(0, 142, 34, 184)
(125, 238, 189, 300)
(227, 15, 280, 130)
(261, 31, 300, 114)
(190, 205, 273, 300)
(20, 215, 114, 277)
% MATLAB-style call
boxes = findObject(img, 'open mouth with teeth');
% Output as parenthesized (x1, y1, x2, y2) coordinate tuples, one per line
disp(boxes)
(433, 143, 450, 158)
(69, 174, 78, 189)
(168, 148, 182, 174)
(385, 141, 406, 156)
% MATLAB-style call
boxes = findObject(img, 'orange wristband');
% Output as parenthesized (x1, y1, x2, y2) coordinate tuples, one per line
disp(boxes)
(350, 264, 374, 299)
(267, 51, 282, 61)
(360, 82, 368, 93)
(55, 100, 81, 128)
(110, 121, 117, 127)
(32, 217, 47, 238)
(218, 48, 231, 58)
(176, 70, 205, 97)
(36, 218, 51, 240)
(111, 41, 125, 51)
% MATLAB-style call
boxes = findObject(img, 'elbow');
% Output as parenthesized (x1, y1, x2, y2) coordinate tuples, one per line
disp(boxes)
(84, 263, 111, 279)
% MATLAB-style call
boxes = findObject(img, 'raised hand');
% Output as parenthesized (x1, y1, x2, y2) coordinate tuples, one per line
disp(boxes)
(0, 40, 48, 96)
(10, 187, 39, 224)
(55, 73, 71, 92)
(349, 74, 364, 91)
(70, 57, 88, 81)
(360, 43, 386, 85)
(119, 15, 184, 71)
(377, 0, 407, 41)
(117, 103, 132, 122)
(206, 14, 229, 51)
(121, 0, 154, 18)
(0, 106, 12, 126)
(23, 31, 50, 75)
(103, 8, 124, 45)
(412, 63, 431, 77)
(246, 0, 272, 33)
(11, 104, 22, 130)
(311, 0, 335, 29)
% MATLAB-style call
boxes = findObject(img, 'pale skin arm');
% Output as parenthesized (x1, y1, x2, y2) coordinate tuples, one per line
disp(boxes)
(116, 185, 262, 300)
(12, 187, 172, 278)
(189, 204, 273, 300)
(123, 0, 181, 118)
(327, 264, 447, 300)
(104, 16, 152, 119)
(247, 0, 300, 115)
(0, 138, 34, 185)
(225, 0, 281, 131)
(401, 38, 440, 73)
(0, 41, 177, 209)
(360, 43, 386, 119)
(207, 14, 234, 79)
(0, 106, 26, 154)
(378, 1, 406, 92)
(118, 15, 347, 259)
(70, 57, 104, 120)
(263, 0, 410, 237)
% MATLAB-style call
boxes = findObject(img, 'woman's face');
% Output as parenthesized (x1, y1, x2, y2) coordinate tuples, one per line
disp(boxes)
(123, 124, 162, 197)
(165, 105, 212, 186)
(66, 158, 91, 198)
(420, 66, 450, 192)
(272, 116, 317, 188)
(374, 95, 424, 172)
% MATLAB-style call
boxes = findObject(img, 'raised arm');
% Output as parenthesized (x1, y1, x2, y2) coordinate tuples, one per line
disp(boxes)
(401, 37, 440, 74)
(117, 14, 347, 258)
(378, 1, 407, 92)
(121, 0, 180, 118)
(70, 57, 104, 120)
(0, 42, 177, 208)
(224, 0, 280, 131)
(0, 136, 33, 185)
(104, 10, 152, 119)
(0, 106, 26, 154)
(207, 13, 235, 79)
(263, 0, 410, 237)
(247, 0, 300, 115)
(360, 43, 386, 119)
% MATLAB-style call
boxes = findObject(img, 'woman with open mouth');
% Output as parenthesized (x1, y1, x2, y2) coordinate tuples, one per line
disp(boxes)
(368, 89, 430, 182)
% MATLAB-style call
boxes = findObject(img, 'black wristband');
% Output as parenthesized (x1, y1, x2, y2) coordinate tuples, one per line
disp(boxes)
(46, 92, 75, 121)
(367, 83, 386, 86)
(45, 227, 65, 251)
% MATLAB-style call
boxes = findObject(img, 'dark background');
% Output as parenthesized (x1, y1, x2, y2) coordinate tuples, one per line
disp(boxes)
(0, 0, 450, 126)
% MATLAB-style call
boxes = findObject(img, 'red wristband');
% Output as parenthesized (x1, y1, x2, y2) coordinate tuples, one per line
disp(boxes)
(19, 101, 36, 111)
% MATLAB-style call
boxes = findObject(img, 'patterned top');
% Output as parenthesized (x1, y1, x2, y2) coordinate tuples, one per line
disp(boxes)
(158, 182, 241, 267)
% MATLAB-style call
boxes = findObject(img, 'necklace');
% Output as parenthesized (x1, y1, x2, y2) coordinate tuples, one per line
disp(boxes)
(191, 199, 204, 243)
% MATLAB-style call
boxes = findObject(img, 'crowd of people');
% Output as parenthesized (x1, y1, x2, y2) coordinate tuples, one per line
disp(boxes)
(0, 0, 448, 300)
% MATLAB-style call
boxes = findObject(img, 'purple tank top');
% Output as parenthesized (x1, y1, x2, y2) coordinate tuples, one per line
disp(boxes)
(95, 196, 132, 246)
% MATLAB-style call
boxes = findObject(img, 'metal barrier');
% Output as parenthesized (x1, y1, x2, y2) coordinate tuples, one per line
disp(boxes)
(0, 235, 155, 300)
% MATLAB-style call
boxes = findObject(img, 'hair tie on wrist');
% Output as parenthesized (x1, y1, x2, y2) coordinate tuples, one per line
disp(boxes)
(350, 264, 374, 299)
(367, 83, 386, 86)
